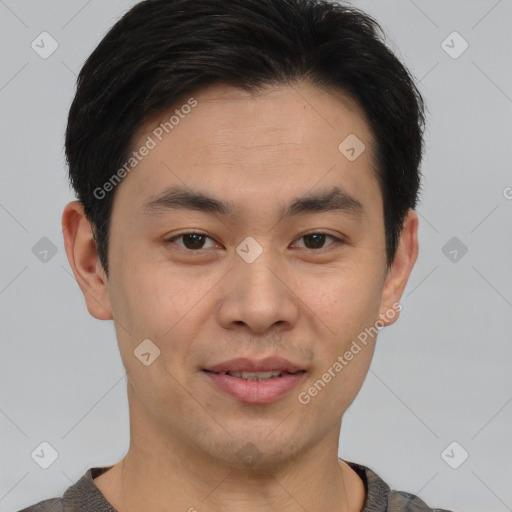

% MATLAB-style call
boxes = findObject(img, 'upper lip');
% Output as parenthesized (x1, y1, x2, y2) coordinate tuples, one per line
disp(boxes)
(203, 357, 305, 373)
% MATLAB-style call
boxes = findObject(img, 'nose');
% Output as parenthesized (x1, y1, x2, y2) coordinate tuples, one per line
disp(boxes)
(216, 246, 300, 335)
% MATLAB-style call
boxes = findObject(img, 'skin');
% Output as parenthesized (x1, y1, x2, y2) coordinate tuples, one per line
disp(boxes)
(62, 81, 418, 512)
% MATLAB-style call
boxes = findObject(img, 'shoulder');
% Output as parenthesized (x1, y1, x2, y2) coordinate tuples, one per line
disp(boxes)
(16, 497, 64, 512)
(343, 459, 453, 512)
(388, 489, 453, 512)
(15, 465, 114, 512)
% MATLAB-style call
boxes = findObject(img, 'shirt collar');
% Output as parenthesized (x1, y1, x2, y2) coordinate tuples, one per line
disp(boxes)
(64, 459, 390, 512)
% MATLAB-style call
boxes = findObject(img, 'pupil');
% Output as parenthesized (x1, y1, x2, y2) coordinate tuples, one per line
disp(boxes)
(181, 234, 326, 250)
(304, 233, 325, 249)
(184, 233, 205, 250)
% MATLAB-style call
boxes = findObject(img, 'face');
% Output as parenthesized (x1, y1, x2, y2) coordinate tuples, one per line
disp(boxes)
(63, 82, 417, 470)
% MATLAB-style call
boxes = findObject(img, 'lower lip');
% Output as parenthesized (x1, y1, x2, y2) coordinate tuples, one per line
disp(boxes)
(202, 371, 306, 404)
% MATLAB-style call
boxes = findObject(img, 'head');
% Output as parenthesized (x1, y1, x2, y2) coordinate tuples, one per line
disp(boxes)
(63, 0, 423, 470)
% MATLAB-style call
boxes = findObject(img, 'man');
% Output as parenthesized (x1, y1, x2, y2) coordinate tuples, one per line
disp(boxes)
(20, 0, 453, 510)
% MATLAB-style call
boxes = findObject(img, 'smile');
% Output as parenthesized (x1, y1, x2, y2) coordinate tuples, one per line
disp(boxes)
(202, 369, 306, 404)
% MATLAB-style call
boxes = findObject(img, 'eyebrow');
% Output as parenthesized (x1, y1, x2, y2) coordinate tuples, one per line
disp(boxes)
(140, 184, 363, 219)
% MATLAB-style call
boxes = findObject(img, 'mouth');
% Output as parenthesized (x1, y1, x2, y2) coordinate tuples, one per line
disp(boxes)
(201, 367, 307, 404)
(201, 356, 307, 403)
(202, 369, 306, 381)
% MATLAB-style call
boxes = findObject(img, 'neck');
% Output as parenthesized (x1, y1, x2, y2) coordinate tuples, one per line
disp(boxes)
(93, 387, 366, 512)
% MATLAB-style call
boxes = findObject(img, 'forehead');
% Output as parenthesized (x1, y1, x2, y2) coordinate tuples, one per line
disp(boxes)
(117, 82, 379, 216)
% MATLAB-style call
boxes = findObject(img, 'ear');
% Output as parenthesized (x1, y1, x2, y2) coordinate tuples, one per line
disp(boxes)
(61, 201, 113, 320)
(378, 209, 419, 327)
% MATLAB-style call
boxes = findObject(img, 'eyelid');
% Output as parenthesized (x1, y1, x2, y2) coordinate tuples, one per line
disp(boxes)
(165, 230, 346, 251)
(291, 231, 345, 249)
(165, 230, 219, 249)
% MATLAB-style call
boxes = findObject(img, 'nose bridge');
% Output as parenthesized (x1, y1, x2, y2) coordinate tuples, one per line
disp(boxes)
(218, 238, 299, 333)
(237, 243, 281, 297)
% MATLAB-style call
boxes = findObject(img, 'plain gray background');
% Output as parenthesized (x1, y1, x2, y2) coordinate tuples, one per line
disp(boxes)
(1, 1, 511, 511)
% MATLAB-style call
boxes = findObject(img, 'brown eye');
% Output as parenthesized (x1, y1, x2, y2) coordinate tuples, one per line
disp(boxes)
(294, 232, 341, 250)
(166, 232, 217, 251)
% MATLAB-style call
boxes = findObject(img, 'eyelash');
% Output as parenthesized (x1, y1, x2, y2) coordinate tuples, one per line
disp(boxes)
(164, 231, 345, 253)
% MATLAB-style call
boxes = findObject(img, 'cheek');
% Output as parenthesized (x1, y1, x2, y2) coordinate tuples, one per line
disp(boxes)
(107, 262, 202, 409)
(110, 263, 219, 386)
(294, 263, 384, 340)
(111, 256, 212, 333)
(292, 264, 382, 408)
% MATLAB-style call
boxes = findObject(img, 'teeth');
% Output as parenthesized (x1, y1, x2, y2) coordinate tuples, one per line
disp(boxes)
(225, 371, 285, 381)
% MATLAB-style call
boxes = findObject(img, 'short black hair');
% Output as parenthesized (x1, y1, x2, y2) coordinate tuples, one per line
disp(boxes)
(65, 0, 425, 277)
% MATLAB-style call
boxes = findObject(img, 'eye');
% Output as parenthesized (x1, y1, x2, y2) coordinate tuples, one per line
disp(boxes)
(165, 231, 218, 251)
(164, 231, 344, 252)
(292, 232, 343, 250)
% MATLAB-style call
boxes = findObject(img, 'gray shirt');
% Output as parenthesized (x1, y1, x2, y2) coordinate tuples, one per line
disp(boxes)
(18, 459, 453, 512)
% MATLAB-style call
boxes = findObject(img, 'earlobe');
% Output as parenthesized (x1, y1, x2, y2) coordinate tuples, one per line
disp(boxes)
(378, 209, 419, 327)
(61, 201, 113, 320)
